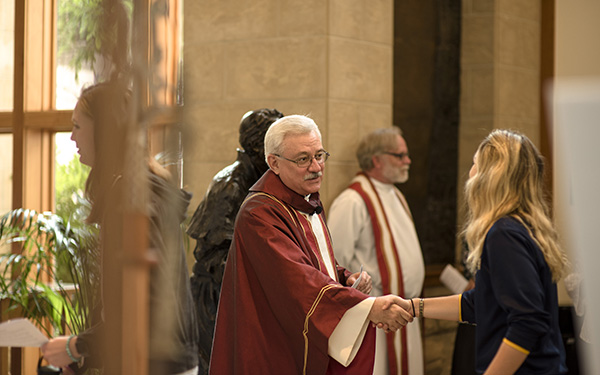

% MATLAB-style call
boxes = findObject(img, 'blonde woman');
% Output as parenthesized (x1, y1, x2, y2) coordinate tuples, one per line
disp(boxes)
(399, 130, 568, 374)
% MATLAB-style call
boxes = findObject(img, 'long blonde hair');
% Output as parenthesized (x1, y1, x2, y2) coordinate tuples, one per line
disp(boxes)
(463, 129, 567, 281)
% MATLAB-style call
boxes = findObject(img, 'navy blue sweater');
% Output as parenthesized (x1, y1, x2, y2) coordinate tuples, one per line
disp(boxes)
(461, 217, 567, 374)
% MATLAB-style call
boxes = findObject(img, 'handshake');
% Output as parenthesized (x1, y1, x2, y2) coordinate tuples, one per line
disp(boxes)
(367, 295, 414, 333)
(348, 270, 415, 332)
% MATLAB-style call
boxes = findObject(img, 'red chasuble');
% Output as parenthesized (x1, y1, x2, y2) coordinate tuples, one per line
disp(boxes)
(210, 170, 375, 375)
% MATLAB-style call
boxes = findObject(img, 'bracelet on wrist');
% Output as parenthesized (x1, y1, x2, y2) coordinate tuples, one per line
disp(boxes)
(66, 335, 82, 363)
(419, 298, 424, 318)
(410, 298, 416, 317)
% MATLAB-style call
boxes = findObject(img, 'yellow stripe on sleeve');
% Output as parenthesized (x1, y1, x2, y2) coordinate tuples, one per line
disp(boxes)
(503, 338, 530, 355)
(458, 294, 463, 322)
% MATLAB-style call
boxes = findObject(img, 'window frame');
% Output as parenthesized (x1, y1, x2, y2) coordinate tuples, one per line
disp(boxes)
(2, 0, 183, 373)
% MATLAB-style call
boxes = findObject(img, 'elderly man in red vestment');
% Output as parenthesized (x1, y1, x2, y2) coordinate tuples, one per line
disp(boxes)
(210, 115, 413, 375)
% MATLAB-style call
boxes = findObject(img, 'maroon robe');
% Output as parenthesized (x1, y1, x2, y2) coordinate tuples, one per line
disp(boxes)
(210, 170, 375, 375)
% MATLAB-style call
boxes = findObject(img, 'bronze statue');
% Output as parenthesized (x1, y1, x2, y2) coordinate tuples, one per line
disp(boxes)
(187, 108, 283, 373)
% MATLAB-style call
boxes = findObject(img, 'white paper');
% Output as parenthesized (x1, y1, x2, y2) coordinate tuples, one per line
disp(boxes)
(0, 318, 48, 347)
(351, 265, 363, 288)
(439, 264, 469, 295)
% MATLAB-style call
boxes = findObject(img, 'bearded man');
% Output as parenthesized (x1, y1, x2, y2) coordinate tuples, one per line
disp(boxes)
(328, 127, 425, 375)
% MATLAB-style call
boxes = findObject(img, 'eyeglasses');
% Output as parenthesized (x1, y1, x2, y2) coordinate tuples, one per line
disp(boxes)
(383, 151, 410, 160)
(274, 150, 330, 168)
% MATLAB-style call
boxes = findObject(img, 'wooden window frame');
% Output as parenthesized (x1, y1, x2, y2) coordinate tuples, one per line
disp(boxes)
(2, 1, 183, 374)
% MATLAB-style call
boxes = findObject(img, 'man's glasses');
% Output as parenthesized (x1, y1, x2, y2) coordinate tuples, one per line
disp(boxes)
(275, 151, 330, 168)
(383, 151, 410, 161)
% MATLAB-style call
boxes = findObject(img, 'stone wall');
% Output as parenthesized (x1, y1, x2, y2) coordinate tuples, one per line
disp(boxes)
(183, 0, 395, 211)
(459, 0, 542, 235)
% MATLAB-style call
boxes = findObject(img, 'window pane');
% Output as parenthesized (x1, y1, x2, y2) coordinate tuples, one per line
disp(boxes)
(0, 134, 12, 213)
(54, 132, 89, 221)
(0, 0, 14, 111)
(55, 0, 95, 110)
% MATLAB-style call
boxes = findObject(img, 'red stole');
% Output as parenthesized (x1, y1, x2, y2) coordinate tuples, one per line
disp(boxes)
(349, 173, 409, 375)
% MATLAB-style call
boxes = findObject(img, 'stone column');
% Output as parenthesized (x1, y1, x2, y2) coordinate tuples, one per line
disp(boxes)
(183, 0, 394, 209)
(458, 0, 542, 231)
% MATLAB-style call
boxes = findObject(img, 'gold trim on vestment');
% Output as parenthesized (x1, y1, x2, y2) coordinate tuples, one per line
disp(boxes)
(302, 284, 341, 375)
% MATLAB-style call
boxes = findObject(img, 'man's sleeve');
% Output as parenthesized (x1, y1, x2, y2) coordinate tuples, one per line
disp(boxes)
(328, 297, 375, 365)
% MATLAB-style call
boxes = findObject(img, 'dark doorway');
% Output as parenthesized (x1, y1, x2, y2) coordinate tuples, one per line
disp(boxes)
(393, 1, 461, 266)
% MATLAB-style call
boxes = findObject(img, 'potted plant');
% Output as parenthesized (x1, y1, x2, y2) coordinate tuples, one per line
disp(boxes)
(0, 207, 100, 338)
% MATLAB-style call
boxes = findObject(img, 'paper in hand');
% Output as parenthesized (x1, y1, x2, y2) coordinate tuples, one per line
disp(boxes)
(439, 264, 469, 294)
(351, 265, 364, 288)
(0, 318, 48, 347)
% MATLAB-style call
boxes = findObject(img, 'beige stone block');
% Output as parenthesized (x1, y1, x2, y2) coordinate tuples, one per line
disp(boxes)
(323, 161, 360, 209)
(462, 67, 494, 116)
(462, 0, 472, 14)
(329, 0, 362, 39)
(184, 0, 278, 43)
(330, 0, 393, 44)
(498, 16, 540, 69)
(359, 104, 393, 137)
(325, 101, 392, 193)
(497, 0, 540, 21)
(472, 68, 495, 115)
(362, 0, 393, 44)
(183, 101, 325, 163)
(460, 68, 471, 116)
(497, 67, 539, 119)
(182, 104, 247, 164)
(459, 118, 493, 163)
(225, 37, 328, 100)
(455, 117, 494, 222)
(184, 43, 224, 102)
(472, 0, 494, 14)
(267, 100, 328, 144)
(327, 101, 360, 163)
(423, 320, 457, 375)
(457, 118, 493, 197)
(496, 117, 540, 147)
(278, 0, 327, 36)
(329, 38, 392, 103)
(330, 103, 391, 162)
(462, 15, 494, 64)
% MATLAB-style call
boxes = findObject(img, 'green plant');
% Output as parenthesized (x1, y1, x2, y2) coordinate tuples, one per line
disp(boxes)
(55, 154, 93, 283)
(57, 0, 133, 78)
(0, 209, 100, 336)
(55, 154, 91, 224)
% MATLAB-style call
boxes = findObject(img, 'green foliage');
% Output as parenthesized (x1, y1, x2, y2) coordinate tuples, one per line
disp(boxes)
(57, 0, 133, 77)
(55, 154, 90, 224)
(1, 144, 97, 337)
(55, 155, 93, 283)
(0, 209, 100, 336)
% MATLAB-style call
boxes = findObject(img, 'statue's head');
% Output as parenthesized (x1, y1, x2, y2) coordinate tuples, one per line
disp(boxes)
(239, 108, 284, 174)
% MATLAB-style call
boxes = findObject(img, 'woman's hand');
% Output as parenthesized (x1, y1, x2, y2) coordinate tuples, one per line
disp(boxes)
(41, 336, 81, 368)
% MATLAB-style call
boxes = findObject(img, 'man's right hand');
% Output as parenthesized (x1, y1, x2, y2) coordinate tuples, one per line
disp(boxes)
(367, 295, 413, 332)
